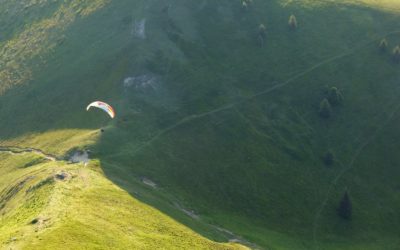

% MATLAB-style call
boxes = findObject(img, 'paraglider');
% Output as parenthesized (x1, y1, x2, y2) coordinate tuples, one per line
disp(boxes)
(86, 101, 115, 118)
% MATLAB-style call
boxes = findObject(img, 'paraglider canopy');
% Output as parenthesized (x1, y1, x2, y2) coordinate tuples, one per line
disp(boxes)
(86, 101, 115, 118)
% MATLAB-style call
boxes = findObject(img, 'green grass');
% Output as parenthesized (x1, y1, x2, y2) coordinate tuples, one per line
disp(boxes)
(0, 153, 245, 249)
(1, 0, 400, 249)
(280, 0, 400, 12)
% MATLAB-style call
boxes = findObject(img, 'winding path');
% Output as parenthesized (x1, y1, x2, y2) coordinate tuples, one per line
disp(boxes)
(0, 146, 60, 161)
(312, 100, 400, 249)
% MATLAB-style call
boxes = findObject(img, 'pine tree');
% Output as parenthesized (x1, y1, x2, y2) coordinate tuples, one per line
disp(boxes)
(258, 23, 267, 47)
(328, 87, 343, 106)
(392, 45, 400, 63)
(288, 15, 297, 30)
(323, 150, 334, 166)
(337, 191, 352, 220)
(379, 38, 388, 52)
(242, 1, 248, 10)
(319, 98, 332, 118)
(258, 23, 266, 38)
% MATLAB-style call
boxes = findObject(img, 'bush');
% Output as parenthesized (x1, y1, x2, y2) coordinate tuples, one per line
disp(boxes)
(258, 23, 266, 38)
(379, 38, 388, 52)
(328, 87, 343, 106)
(392, 45, 400, 63)
(288, 15, 297, 30)
(323, 150, 334, 166)
(30, 218, 39, 224)
(242, 1, 248, 10)
(319, 98, 332, 118)
(258, 23, 267, 47)
(337, 191, 352, 220)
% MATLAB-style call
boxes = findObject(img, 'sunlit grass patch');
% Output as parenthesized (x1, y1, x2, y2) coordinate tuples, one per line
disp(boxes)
(280, 0, 400, 12)
(0, 154, 247, 249)
(0, 129, 99, 156)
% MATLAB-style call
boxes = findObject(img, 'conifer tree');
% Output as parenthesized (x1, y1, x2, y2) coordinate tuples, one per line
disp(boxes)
(328, 87, 343, 106)
(323, 150, 334, 166)
(337, 191, 352, 220)
(379, 38, 388, 52)
(288, 15, 297, 30)
(392, 45, 400, 63)
(319, 98, 332, 118)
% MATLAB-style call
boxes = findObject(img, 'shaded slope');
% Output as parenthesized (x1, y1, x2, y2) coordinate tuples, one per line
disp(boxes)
(93, 1, 400, 249)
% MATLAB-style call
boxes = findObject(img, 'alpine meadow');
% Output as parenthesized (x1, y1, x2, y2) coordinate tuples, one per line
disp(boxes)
(0, 0, 400, 249)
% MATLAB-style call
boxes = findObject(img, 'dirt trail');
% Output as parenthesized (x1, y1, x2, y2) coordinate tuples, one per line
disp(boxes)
(0, 146, 59, 161)
(0, 146, 91, 166)
(173, 201, 259, 249)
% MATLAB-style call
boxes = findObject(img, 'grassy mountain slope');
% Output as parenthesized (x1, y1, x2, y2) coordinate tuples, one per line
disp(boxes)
(0, 1, 247, 249)
(0, 152, 245, 249)
(1, 0, 400, 249)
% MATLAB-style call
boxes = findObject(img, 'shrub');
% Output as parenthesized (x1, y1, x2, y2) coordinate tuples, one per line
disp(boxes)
(328, 87, 343, 106)
(30, 218, 39, 224)
(288, 15, 297, 29)
(258, 23, 267, 47)
(319, 98, 332, 118)
(379, 38, 388, 52)
(323, 150, 334, 166)
(337, 191, 352, 220)
(258, 23, 266, 38)
(392, 45, 400, 63)
(242, 1, 248, 10)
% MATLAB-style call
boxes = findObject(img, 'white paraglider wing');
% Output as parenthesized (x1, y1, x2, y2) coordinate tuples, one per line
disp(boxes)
(86, 101, 115, 118)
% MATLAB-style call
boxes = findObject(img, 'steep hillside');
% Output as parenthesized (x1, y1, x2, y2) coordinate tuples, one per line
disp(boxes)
(1, 0, 400, 249)
(0, 150, 246, 249)
(0, 1, 247, 249)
